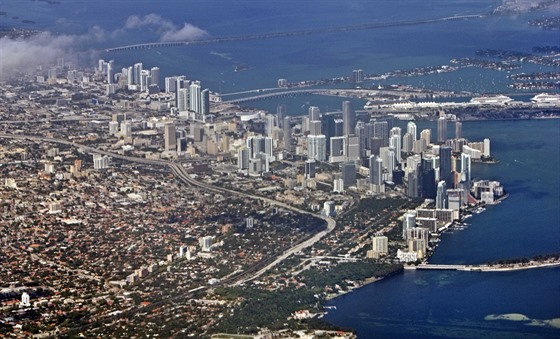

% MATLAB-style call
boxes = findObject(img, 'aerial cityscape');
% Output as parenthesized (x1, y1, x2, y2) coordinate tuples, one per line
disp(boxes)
(0, 0, 559, 338)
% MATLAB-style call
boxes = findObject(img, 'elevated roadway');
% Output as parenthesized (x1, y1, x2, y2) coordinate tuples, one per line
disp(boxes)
(104, 15, 486, 53)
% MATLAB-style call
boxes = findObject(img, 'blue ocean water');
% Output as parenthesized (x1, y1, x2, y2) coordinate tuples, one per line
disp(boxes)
(2, 0, 558, 93)
(2, 1, 559, 337)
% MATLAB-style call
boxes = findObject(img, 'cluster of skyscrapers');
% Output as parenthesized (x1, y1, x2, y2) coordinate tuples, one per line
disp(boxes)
(97, 59, 210, 122)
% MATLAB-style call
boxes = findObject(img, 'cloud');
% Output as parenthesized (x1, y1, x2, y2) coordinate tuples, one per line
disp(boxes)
(123, 14, 209, 42)
(0, 32, 74, 78)
(161, 23, 210, 42)
(0, 14, 208, 79)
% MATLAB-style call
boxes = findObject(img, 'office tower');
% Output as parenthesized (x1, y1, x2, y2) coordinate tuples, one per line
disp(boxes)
(437, 116, 447, 143)
(341, 161, 357, 188)
(307, 134, 327, 161)
(407, 168, 420, 198)
(329, 136, 346, 163)
(247, 136, 264, 158)
(334, 119, 344, 137)
(125, 66, 133, 87)
(413, 139, 427, 154)
(309, 120, 322, 135)
(165, 76, 177, 93)
(460, 153, 471, 184)
(347, 135, 360, 161)
(420, 129, 431, 146)
(419, 158, 436, 199)
(402, 133, 414, 153)
(106, 60, 114, 84)
(439, 146, 453, 189)
(121, 121, 132, 138)
(109, 121, 119, 135)
(386, 149, 395, 180)
(98, 59, 105, 72)
(174, 76, 187, 107)
(237, 147, 250, 170)
(283, 117, 293, 151)
(352, 69, 364, 83)
(436, 180, 447, 209)
(355, 121, 366, 157)
(189, 81, 201, 113)
(373, 120, 389, 146)
(372, 235, 388, 257)
(305, 159, 316, 179)
(133, 63, 143, 85)
(407, 121, 417, 141)
(265, 115, 276, 137)
(483, 138, 491, 157)
(150, 67, 160, 88)
(177, 88, 189, 111)
(164, 123, 177, 152)
(390, 126, 402, 162)
(201, 88, 210, 118)
(369, 155, 384, 185)
(342, 101, 355, 136)
(277, 103, 286, 128)
(455, 121, 462, 139)
(309, 106, 321, 121)
(140, 70, 150, 91)
(402, 211, 417, 239)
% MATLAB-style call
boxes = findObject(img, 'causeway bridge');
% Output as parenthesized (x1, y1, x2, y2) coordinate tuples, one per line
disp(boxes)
(104, 14, 485, 53)
(405, 261, 560, 272)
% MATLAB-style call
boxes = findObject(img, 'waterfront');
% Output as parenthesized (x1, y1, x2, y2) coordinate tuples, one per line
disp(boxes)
(324, 119, 560, 338)
(1, 0, 559, 337)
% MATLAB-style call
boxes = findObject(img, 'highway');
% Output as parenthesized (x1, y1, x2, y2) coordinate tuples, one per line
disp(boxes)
(104, 14, 486, 53)
(0, 133, 336, 287)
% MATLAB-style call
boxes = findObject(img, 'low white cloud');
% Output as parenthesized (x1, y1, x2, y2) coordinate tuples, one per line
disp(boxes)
(161, 23, 210, 42)
(0, 14, 209, 79)
(0, 32, 76, 78)
(123, 14, 209, 42)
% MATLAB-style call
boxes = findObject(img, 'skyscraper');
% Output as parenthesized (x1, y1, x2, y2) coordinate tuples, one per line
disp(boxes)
(201, 88, 210, 118)
(164, 123, 176, 152)
(439, 146, 453, 189)
(237, 147, 249, 170)
(437, 116, 447, 143)
(189, 81, 201, 113)
(342, 101, 355, 136)
(460, 153, 471, 184)
(352, 69, 364, 83)
(307, 134, 327, 161)
(150, 67, 160, 88)
(369, 155, 384, 193)
(390, 133, 401, 164)
(455, 121, 462, 139)
(283, 117, 293, 152)
(305, 159, 316, 179)
(420, 129, 431, 146)
(133, 63, 143, 85)
(177, 88, 189, 112)
(277, 104, 286, 128)
(373, 120, 389, 146)
(308, 106, 321, 121)
(341, 161, 356, 188)
(407, 121, 417, 142)
(436, 180, 448, 209)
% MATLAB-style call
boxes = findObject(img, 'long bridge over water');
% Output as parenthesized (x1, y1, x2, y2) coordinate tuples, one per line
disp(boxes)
(405, 261, 560, 272)
(104, 14, 485, 53)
